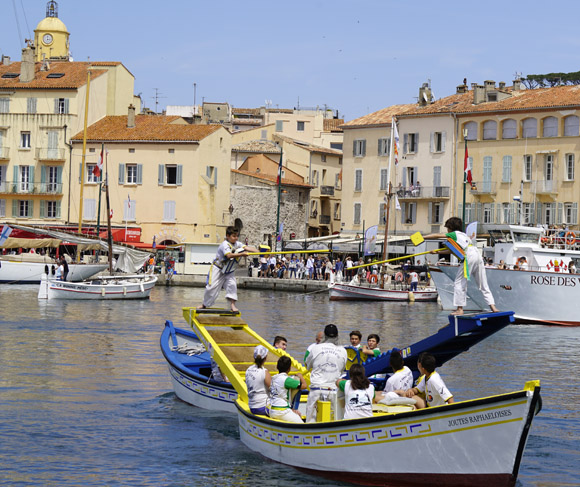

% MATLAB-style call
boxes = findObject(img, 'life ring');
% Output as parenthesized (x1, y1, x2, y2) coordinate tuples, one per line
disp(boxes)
(394, 272, 403, 282)
(565, 231, 576, 246)
(369, 274, 378, 284)
(541, 237, 548, 244)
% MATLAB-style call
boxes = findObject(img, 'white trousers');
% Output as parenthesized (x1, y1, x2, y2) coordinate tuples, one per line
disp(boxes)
(454, 247, 495, 307)
(268, 408, 303, 423)
(306, 388, 337, 423)
(203, 265, 238, 307)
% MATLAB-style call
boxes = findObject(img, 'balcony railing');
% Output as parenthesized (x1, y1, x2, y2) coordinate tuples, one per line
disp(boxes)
(469, 181, 497, 195)
(396, 185, 450, 199)
(320, 185, 335, 196)
(533, 179, 558, 195)
(0, 181, 63, 195)
(319, 214, 331, 225)
(36, 148, 66, 161)
(0, 146, 9, 160)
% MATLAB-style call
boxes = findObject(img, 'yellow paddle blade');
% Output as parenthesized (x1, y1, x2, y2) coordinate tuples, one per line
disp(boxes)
(410, 232, 424, 246)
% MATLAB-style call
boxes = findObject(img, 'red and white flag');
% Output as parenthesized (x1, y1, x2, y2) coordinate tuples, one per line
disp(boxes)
(93, 148, 105, 178)
(110, 208, 114, 219)
(392, 117, 400, 165)
(464, 146, 472, 184)
(127, 194, 131, 208)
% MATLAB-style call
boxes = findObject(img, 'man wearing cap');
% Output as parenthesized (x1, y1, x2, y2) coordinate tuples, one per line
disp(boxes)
(305, 324, 348, 422)
(245, 345, 272, 416)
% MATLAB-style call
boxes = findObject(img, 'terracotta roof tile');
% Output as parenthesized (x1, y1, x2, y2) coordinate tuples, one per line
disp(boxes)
(343, 85, 580, 127)
(232, 108, 261, 115)
(232, 168, 313, 188)
(232, 140, 281, 153)
(0, 61, 106, 90)
(71, 115, 222, 142)
(323, 118, 344, 132)
(273, 134, 342, 155)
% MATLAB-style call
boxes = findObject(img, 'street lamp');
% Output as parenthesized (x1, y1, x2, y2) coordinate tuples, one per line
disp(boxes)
(462, 128, 469, 230)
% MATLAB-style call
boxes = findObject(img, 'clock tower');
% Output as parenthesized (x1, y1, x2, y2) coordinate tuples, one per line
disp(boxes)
(34, 1, 70, 62)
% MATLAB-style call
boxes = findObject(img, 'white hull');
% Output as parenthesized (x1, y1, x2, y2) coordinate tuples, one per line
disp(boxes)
(434, 264, 580, 325)
(329, 282, 438, 302)
(430, 265, 489, 311)
(238, 385, 540, 486)
(43, 275, 157, 300)
(0, 259, 107, 284)
(167, 363, 238, 412)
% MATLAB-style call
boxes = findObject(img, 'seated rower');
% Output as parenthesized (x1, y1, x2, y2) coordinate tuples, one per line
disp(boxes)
(361, 334, 381, 360)
(404, 352, 454, 409)
(336, 364, 375, 420)
(268, 356, 307, 423)
(245, 345, 272, 416)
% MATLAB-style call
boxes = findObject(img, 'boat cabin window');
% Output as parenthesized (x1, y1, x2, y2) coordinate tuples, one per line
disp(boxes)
(511, 231, 540, 244)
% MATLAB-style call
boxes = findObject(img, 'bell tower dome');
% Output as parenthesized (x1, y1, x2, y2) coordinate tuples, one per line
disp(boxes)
(34, 1, 70, 62)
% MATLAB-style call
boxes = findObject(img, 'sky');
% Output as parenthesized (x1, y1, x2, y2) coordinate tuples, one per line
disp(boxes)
(4, 0, 580, 122)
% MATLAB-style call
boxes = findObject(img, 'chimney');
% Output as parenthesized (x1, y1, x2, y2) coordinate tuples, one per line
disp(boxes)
(20, 46, 35, 83)
(484, 80, 496, 90)
(513, 78, 522, 91)
(498, 81, 506, 90)
(472, 83, 486, 105)
(1, 55, 10, 66)
(456, 84, 467, 94)
(127, 104, 136, 128)
(418, 82, 432, 106)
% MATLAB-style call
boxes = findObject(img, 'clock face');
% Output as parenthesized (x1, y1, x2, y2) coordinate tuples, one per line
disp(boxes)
(43, 34, 53, 45)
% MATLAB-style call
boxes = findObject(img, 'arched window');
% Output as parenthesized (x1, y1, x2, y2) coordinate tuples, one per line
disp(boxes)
(464, 121, 477, 140)
(483, 120, 497, 140)
(542, 116, 558, 137)
(522, 118, 537, 138)
(564, 115, 580, 136)
(502, 119, 517, 139)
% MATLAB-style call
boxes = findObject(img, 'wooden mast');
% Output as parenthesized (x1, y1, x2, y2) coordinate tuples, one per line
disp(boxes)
(77, 68, 91, 233)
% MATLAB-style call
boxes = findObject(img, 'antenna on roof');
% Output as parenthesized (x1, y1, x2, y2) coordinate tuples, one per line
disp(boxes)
(513, 71, 523, 80)
(151, 88, 166, 114)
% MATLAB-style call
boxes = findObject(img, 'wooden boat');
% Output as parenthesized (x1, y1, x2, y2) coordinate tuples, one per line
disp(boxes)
(186, 307, 541, 487)
(166, 309, 514, 412)
(160, 320, 237, 412)
(39, 273, 156, 300)
(328, 280, 438, 302)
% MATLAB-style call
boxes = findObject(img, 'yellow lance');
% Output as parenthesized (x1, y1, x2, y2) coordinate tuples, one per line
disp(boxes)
(240, 249, 330, 256)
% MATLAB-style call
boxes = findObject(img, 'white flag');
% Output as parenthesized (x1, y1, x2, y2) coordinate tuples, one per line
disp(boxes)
(392, 117, 400, 165)
(465, 221, 478, 244)
(395, 195, 401, 210)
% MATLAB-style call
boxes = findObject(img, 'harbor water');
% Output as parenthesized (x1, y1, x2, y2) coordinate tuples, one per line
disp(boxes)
(0, 284, 579, 486)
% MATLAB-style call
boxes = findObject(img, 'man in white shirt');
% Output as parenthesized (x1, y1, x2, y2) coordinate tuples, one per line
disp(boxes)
(305, 324, 347, 422)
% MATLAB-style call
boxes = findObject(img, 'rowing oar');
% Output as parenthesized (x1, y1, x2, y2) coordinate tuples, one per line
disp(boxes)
(347, 248, 446, 271)
(242, 249, 330, 256)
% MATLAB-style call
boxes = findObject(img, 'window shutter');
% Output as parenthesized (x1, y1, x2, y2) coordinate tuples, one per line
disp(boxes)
(411, 203, 416, 224)
(414, 166, 418, 185)
(64, 99, 69, 114)
(415, 133, 419, 152)
(13, 165, 18, 186)
(441, 132, 446, 152)
(352, 141, 356, 157)
(476, 202, 482, 222)
(41, 166, 46, 186)
(158, 164, 164, 185)
(28, 200, 33, 218)
(56, 167, 62, 185)
(361, 140, 366, 156)
(29, 166, 34, 185)
(536, 203, 542, 225)
(401, 202, 406, 223)
(118, 163, 125, 184)
(176, 165, 183, 185)
(573, 203, 578, 224)
(402, 170, 407, 188)
(490, 203, 495, 223)
(214, 167, 218, 187)
(54, 99, 59, 114)
(378, 139, 382, 156)
(55, 201, 61, 219)
(403, 134, 408, 154)
(496, 205, 501, 224)
(12, 199, 18, 217)
(136, 164, 143, 185)
(433, 166, 441, 187)
(428, 202, 433, 224)
(430, 132, 434, 153)
(0, 199, 5, 218)
(40, 200, 45, 218)
(557, 203, 563, 224)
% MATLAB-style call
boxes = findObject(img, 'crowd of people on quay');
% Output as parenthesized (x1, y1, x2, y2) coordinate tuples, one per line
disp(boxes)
(243, 324, 454, 423)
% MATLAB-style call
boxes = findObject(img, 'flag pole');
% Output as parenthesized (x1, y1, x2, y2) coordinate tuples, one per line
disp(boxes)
(382, 120, 395, 260)
(462, 132, 467, 231)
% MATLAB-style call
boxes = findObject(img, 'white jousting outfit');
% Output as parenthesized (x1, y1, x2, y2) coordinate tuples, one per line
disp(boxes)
(245, 364, 269, 411)
(342, 381, 374, 419)
(268, 372, 303, 423)
(447, 231, 495, 308)
(305, 341, 347, 422)
(385, 365, 414, 393)
(202, 240, 243, 308)
(416, 371, 453, 407)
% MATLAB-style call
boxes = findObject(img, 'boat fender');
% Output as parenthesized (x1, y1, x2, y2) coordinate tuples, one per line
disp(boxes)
(369, 274, 378, 284)
(123, 287, 127, 295)
(395, 272, 403, 282)
(140, 283, 144, 293)
(408, 291, 415, 302)
(101, 288, 106, 297)
(565, 231, 576, 246)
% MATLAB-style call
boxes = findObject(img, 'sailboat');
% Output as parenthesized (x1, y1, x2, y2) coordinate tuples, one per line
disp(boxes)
(38, 70, 155, 300)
